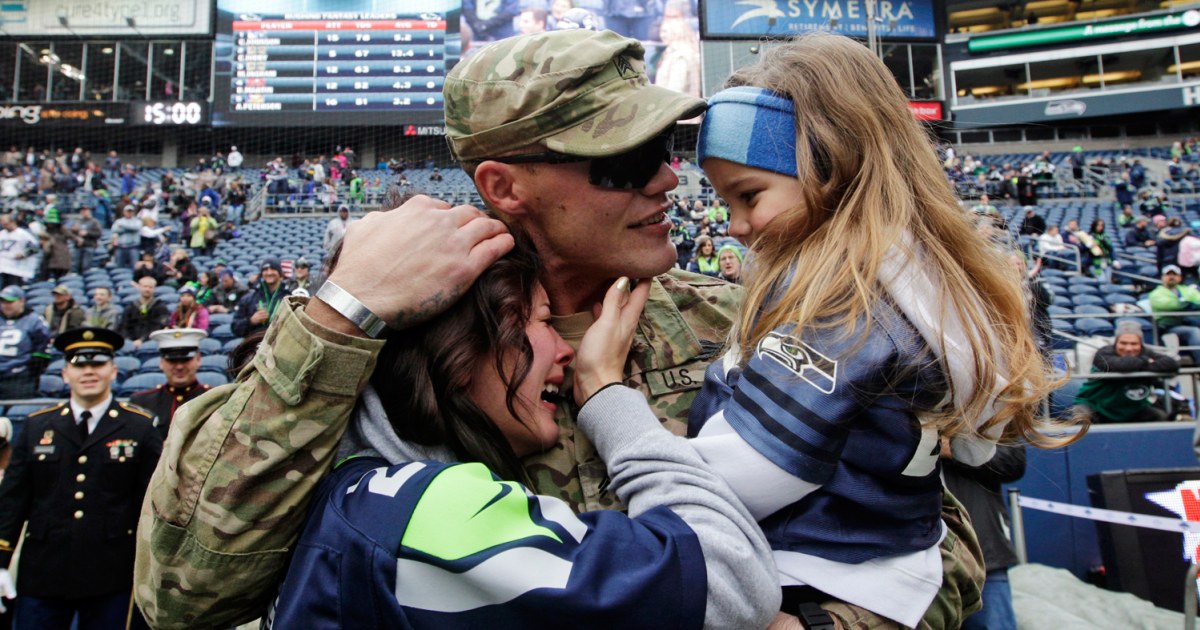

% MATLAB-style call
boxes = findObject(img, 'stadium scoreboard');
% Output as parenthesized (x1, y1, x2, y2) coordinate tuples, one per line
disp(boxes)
(214, 9, 461, 126)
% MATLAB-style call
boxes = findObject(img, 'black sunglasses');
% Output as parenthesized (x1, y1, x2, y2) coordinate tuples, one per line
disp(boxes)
(479, 127, 675, 190)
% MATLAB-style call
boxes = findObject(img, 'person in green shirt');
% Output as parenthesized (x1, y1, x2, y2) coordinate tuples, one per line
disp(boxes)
(1117, 204, 1137, 227)
(1147, 264, 1200, 364)
(347, 171, 365, 208)
(1075, 320, 1179, 423)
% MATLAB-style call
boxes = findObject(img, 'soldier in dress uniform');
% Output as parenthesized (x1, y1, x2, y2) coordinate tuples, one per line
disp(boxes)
(0, 327, 162, 629)
(129, 328, 211, 441)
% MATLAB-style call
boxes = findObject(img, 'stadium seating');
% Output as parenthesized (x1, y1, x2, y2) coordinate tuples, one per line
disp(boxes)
(118, 373, 166, 396)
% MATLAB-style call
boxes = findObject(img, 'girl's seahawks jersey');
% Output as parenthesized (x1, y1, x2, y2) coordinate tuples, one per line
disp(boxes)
(267, 457, 706, 630)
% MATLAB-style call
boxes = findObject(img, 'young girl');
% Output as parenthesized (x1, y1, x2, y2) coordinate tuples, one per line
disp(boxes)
(604, 33, 1071, 628)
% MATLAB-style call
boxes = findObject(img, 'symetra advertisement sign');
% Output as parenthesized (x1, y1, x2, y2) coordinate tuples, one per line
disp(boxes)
(702, 0, 937, 40)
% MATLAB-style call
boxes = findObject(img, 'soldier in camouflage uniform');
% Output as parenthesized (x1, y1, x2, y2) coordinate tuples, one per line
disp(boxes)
(135, 30, 739, 629)
(444, 30, 740, 514)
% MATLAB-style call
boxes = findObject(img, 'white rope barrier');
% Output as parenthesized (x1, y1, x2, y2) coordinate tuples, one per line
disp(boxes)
(1016, 495, 1200, 534)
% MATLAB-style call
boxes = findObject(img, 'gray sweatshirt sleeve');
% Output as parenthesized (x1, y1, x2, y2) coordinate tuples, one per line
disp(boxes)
(579, 385, 780, 630)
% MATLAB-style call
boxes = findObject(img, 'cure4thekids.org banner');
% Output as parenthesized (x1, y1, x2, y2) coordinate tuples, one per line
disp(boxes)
(702, 0, 937, 41)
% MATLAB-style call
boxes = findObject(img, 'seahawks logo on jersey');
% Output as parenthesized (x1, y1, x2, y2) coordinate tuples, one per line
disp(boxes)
(756, 331, 838, 394)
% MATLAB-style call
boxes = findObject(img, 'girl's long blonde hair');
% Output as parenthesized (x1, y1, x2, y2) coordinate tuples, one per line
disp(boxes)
(725, 33, 1080, 447)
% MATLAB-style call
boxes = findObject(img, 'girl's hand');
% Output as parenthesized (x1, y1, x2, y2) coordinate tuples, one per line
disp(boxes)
(574, 277, 651, 406)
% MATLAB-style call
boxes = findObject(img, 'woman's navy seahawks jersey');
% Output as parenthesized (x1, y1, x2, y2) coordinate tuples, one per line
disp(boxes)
(267, 457, 707, 629)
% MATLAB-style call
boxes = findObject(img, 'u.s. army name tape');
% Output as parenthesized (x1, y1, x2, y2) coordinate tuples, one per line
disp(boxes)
(1017, 496, 1199, 534)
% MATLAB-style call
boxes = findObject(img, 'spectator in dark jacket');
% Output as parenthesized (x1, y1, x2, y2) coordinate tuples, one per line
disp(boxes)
(133, 251, 169, 286)
(1075, 320, 1180, 423)
(119, 276, 170, 349)
(231, 257, 287, 338)
(43, 285, 86, 341)
(1113, 172, 1136, 207)
(208, 270, 246, 315)
(1124, 216, 1156, 248)
(1017, 207, 1046, 236)
(67, 205, 102, 274)
(943, 444, 1027, 630)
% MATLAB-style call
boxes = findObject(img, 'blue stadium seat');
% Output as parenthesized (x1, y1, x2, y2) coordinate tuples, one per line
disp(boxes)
(1050, 319, 1075, 333)
(135, 341, 160, 360)
(113, 356, 141, 379)
(139, 358, 162, 374)
(210, 324, 235, 341)
(1067, 283, 1100, 295)
(5, 402, 42, 421)
(1073, 305, 1109, 316)
(223, 338, 244, 353)
(118, 373, 166, 396)
(199, 355, 229, 374)
(1073, 294, 1106, 306)
(38, 374, 67, 397)
(1075, 318, 1114, 336)
(196, 372, 229, 388)
(1105, 293, 1137, 306)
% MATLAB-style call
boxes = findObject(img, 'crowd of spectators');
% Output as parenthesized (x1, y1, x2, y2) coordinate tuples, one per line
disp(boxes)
(0, 136, 1196, 420)
(0, 145, 357, 403)
(943, 141, 1200, 204)
(937, 141, 1200, 425)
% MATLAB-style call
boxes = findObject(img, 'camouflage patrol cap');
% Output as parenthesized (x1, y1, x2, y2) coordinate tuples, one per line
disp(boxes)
(445, 29, 706, 162)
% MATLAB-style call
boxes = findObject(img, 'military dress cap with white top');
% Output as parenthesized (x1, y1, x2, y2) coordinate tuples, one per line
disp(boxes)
(149, 328, 207, 360)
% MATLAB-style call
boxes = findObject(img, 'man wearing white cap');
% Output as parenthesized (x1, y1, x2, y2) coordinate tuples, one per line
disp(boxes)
(1149, 265, 1200, 365)
(130, 328, 211, 441)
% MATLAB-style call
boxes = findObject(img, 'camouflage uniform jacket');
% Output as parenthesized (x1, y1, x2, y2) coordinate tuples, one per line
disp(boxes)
(134, 271, 741, 628)
(528, 268, 742, 512)
(134, 296, 385, 629)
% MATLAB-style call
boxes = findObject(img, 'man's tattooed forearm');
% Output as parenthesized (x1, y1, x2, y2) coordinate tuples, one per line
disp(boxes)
(388, 287, 464, 329)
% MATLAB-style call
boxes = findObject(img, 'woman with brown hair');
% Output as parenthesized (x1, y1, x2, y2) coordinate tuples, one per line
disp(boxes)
(687, 234, 719, 277)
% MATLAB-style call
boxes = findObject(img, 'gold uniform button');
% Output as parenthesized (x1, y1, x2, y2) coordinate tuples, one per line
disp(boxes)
(118, 456, 126, 463)
(74, 491, 84, 500)
(73, 510, 83, 519)
(76, 474, 86, 483)
(77, 455, 87, 464)
(37, 454, 45, 461)
(176, 395, 183, 401)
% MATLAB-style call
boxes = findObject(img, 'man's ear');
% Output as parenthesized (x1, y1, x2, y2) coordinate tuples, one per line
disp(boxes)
(474, 161, 529, 220)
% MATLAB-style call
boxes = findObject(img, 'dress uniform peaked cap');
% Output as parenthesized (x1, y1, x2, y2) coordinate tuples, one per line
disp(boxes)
(54, 327, 124, 364)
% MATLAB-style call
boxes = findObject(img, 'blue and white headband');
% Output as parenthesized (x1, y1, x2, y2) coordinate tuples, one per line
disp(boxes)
(697, 86, 799, 177)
